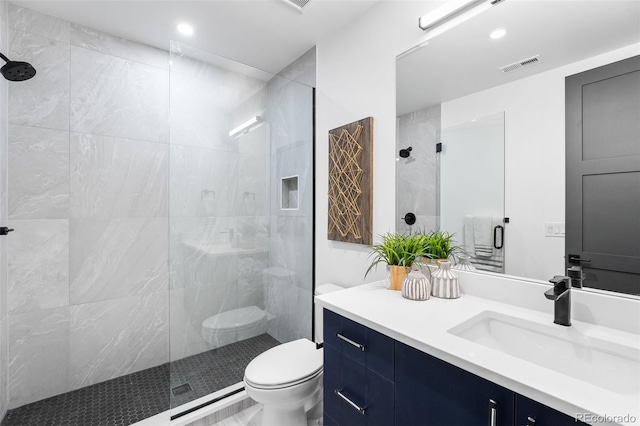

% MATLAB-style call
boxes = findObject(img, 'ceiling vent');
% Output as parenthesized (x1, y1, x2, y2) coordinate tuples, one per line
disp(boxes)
(289, 0, 311, 7)
(281, 0, 311, 12)
(499, 55, 542, 73)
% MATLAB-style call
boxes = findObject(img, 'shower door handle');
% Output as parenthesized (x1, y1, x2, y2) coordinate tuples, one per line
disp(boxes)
(493, 225, 504, 249)
(0, 227, 14, 236)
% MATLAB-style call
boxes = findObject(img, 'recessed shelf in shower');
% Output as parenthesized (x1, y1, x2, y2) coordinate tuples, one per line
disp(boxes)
(281, 176, 299, 210)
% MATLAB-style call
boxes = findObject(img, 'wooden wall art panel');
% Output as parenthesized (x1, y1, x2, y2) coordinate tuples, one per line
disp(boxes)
(327, 117, 373, 245)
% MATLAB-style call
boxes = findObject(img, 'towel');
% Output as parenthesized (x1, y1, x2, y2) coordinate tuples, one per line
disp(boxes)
(463, 215, 505, 273)
(473, 216, 493, 258)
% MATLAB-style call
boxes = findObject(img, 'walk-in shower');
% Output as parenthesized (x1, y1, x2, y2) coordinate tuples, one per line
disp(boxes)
(0, 4, 314, 425)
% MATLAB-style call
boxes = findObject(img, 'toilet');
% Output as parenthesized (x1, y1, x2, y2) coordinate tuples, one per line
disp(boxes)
(201, 306, 268, 348)
(243, 283, 345, 426)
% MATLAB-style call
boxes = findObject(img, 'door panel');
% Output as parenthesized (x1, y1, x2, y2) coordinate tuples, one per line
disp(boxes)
(582, 70, 640, 160)
(566, 55, 640, 294)
(582, 172, 640, 259)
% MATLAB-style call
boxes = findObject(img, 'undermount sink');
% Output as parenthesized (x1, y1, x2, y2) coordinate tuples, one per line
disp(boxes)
(448, 311, 640, 397)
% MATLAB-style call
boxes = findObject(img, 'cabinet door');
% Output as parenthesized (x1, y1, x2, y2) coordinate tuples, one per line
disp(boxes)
(395, 342, 513, 426)
(515, 394, 588, 426)
(324, 344, 394, 426)
(324, 309, 395, 380)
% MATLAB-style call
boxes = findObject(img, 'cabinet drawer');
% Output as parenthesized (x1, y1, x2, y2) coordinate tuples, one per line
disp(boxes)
(323, 309, 394, 380)
(516, 394, 588, 426)
(324, 344, 394, 426)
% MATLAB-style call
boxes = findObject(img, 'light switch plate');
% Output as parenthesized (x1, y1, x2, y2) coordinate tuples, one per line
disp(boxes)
(544, 222, 565, 237)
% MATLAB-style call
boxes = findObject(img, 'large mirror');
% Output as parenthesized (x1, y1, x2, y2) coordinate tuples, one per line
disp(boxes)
(396, 0, 640, 291)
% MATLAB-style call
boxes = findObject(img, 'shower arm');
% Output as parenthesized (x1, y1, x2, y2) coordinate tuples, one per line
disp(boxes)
(0, 52, 10, 63)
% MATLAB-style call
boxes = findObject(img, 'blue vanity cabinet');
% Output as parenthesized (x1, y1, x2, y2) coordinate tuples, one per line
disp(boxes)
(515, 394, 588, 426)
(323, 310, 394, 426)
(322, 309, 586, 426)
(323, 309, 395, 379)
(395, 341, 514, 426)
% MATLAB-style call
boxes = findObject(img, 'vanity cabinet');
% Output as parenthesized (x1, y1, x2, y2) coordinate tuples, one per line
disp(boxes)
(323, 309, 589, 426)
(323, 310, 394, 426)
(515, 394, 588, 426)
(395, 341, 513, 426)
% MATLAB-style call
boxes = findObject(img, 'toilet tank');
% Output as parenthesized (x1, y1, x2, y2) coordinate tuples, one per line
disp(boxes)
(314, 284, 345, 344)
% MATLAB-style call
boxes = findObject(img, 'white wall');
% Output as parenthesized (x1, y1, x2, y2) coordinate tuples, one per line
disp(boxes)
(315, 0, 639, 286)
(441, 43, 640, 281)
(315, 1, 435, 287)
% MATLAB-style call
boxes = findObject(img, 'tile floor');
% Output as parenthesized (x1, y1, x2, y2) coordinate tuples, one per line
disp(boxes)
(1, 334, 280, 426)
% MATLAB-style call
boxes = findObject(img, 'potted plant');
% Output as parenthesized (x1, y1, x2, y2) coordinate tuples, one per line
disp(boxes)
(365, 233, 430, 290)
(422, 230, 460, 264)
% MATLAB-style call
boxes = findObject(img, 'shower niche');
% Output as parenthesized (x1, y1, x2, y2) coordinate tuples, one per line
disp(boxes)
(281, 175, 299, 210)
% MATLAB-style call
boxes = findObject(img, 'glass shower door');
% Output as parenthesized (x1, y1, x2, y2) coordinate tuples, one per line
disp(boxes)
(439, 112, 505, 272)
(167, 41, 314, 414)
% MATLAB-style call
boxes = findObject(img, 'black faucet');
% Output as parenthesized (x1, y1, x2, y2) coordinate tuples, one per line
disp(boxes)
(544, 266, 584, 326)
(545, 276, 572, 326)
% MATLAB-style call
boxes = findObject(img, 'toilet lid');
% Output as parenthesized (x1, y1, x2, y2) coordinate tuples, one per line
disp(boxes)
(244, 339, 323, 389)
(202, 306, 266, 332)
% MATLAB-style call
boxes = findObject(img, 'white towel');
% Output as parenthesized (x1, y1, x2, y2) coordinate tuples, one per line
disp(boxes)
(463, 215, 505, 274)
(473, 216, 493, 258)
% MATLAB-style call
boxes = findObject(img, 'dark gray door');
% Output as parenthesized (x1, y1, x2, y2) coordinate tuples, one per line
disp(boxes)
(566, 55, 640, 295)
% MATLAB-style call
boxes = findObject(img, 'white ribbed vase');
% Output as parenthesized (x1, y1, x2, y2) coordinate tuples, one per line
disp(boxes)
(431, 260, 460, 299)
(402, 264, 431, 301)
(452, 254, 477, 272)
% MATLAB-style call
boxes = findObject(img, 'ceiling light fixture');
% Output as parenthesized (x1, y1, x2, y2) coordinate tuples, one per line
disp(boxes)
(419, 0, 506, 39)
(177, 23, 194, 36)
(490, 28, 507, 39)
(229, 116, 262, 138)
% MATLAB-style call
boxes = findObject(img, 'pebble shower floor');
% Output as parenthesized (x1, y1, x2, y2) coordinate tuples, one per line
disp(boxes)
(1, 334, 279, 426)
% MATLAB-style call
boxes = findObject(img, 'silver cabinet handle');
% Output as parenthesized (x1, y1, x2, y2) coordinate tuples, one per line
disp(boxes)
(526, 416, 536, 426)
(335, 333, 366, 351)
(488, 399, 497, 426)
(334, 389, 366, 415)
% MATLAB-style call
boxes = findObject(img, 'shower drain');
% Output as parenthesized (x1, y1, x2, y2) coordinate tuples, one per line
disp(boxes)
(172, 383, 193, 396)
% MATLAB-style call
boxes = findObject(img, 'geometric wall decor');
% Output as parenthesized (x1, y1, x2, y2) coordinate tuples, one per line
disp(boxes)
(327, 117, 373, 244)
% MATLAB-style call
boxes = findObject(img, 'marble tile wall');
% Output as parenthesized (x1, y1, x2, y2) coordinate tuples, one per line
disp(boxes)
(1, 0, 9, 420)
(5, 4, 170, 408)
(3, 6, 315, 413)
(168, 42, 271, 361)
(396, 105, 441, 234)
(264, 52, 314, 344)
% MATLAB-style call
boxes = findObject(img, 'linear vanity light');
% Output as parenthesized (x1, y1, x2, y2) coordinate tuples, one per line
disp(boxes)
(418, 0, 506, 36)
(229, 116, 262, 137)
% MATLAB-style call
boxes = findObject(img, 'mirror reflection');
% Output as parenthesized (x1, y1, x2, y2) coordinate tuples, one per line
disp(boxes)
(396, 0, 640, 292)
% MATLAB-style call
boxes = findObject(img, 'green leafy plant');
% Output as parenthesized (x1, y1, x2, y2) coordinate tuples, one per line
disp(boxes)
(421, 230, 461, 260)
(364, 233, 430, 277)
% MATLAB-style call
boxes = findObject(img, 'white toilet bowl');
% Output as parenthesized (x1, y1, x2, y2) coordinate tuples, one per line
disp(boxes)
(201, 306, 267, 348)
(244, 338, 323, 426)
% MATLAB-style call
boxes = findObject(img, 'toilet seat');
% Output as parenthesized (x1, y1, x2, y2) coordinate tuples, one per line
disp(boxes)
(244, 338, 323, 390)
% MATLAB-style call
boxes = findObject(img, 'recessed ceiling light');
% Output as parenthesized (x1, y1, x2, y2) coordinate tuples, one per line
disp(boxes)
(177, 23, 194, 36)
(490, 28, 506, 40)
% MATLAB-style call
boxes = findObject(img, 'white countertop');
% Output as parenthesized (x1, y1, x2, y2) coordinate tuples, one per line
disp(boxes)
(315, 280, 640, 426)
